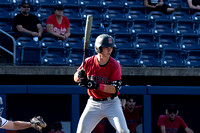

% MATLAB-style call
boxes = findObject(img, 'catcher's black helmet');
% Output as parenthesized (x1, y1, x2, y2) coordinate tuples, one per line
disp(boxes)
(95, 34, 116, 53)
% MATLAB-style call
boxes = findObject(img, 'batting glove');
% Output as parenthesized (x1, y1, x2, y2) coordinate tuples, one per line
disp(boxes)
(86, 80, 99, 89)
(78, 78, 87, 87)
(78, 68, 85, 78)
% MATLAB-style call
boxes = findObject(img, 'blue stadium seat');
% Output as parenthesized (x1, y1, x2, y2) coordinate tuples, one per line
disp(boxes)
(158, 33, 179, 49)
(41, 53, 67, 65)
(63, 5, 82, 20)
(64, 33, 84, 48)
(102, 0, 124, 8)
(148, 11, 170, 21)
(192, 12, 200, 34)
(0, 22, 13, 33)
(90, 21, 108, 35)
(161, 48, 185, 67)
(114, 33, 135, 49)
(138, 48, 161, 67)
(40, 37, 66, 65)
(130, 19, 153, 34)
(82, 6, 104, 23)
(152, 19, 174, 34)
(107, 20, 129, 34)
(36, 8, 53, 20)
(16, 37, 41, 65)
(167, 0, 180, 8)
(103, 6, 127, 21)
(0, 8, 13, 22)
(174, 20, 196, 35)
(127, 7, 148, 20)
(134, 33, 157, 49)
(89, 33, 100, 48)
(170, 11, 191, 21)
(179, 34, 200, 50)
(124, 0, 144, 8)
(185, 50, 200, 67)
(69, 19, 84, 34)
(67, 48, 85, 66)
(38, 0, 56, 8)
(79, 0, 102, 7)
(21, 46, 41, 65)
(0, 0, 14, 9)
(117, 49, 140, 67)
(57, 0, 80, 6)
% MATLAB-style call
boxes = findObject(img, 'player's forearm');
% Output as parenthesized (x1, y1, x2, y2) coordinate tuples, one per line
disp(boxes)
(13, 121, 31, 129)
(2, 121, 31, 130)
(99, 84, 116, 94)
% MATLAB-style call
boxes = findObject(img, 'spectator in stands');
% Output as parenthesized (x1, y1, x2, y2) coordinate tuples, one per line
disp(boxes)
(92, 118, 108, 133)
(144, 0, 180, 14)
(121, 95, 143, 133)
(187, 0, 200, 14)
(157, 104, 194, 133)
(48, 122, 65, 133)
(46, 4, 71, 41)
(13, 0, 43, 39)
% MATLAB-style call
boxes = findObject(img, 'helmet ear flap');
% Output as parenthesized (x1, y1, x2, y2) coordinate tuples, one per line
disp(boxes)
(99, 47, 102, 53)
(95, 46, 102, 53)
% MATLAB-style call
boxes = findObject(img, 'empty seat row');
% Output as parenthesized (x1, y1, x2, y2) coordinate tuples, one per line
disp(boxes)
(116, 48, 200, 67)
(15, 36, 93, 66)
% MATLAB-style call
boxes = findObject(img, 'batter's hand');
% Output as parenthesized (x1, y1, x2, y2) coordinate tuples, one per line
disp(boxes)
(86, 80, 99, 89)
(78, 68, 85, 78)
(78, 78, 87, 87)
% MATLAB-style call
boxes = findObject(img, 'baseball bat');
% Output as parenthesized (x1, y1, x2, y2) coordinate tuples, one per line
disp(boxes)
(82, 15, 93, 68)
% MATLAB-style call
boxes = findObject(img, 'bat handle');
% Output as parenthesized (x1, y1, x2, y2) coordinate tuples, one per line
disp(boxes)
(82, 49, 86, 68)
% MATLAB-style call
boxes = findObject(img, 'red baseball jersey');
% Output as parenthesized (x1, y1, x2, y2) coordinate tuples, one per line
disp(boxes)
(77, 55, 122, 99)
(46, 14, 70, 35)
(123, 106, 143, 133)
(157, 115, 187, 133)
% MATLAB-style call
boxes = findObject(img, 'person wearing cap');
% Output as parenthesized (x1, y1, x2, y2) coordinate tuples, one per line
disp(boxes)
(13, 0, 43, 39)
(74, 34, 129, 133)
(121, 95, 143, 133)
(48, 122, 65, 133)
(157, 104, 194, 133)
(46, 4, 70, 41)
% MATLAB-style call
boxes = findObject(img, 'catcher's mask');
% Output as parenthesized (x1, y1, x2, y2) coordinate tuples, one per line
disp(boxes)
(95, 34, 116, 55)
(0, 97, 4, 116)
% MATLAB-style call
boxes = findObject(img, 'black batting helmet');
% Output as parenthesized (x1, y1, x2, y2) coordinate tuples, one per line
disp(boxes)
(95, 34, 116, 53)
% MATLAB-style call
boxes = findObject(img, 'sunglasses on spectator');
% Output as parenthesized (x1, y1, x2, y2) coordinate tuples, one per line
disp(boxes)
(22, 6, 30, 8)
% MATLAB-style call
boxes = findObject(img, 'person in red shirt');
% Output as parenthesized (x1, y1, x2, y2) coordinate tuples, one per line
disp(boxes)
(46, 5, 70, 41)
(74, 34, 129, 133)
(121, 95, 143, 133)
(157, 104, 194, 133)
(48, 122, 65, 133)
(92, 118, 108, 133)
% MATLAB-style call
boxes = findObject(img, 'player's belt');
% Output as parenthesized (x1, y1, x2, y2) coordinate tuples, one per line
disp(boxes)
(91, 96, 115, 101)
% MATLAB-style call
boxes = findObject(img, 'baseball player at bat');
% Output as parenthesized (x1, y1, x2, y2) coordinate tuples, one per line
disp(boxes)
(74, 34, 130, 133)
(0, 97, 46, 132)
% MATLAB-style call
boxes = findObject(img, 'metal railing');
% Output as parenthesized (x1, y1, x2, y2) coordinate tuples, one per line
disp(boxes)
(0, 29, 16, 65)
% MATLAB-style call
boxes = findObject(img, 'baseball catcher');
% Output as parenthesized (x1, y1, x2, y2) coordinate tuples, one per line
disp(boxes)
(0, 96, 46, 132)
